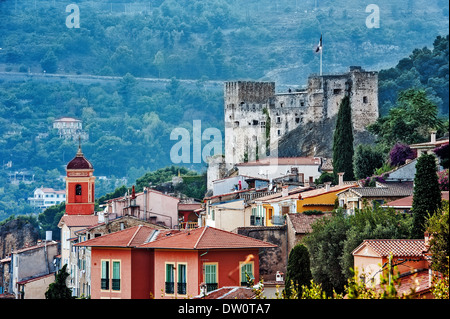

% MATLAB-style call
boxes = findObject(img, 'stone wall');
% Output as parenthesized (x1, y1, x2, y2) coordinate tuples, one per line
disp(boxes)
(235, 226, 287, 281)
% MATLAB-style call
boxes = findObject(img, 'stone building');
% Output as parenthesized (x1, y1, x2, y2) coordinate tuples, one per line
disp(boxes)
(223, 66, 378, 168)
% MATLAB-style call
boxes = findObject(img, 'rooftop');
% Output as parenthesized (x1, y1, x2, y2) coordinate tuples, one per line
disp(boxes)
(382, 191, 449, 209)
(236, 157, 321, 166)
(75, 225, 180, 248)
(287, 213, 330, 234)
(340, 182, 413, 198)
(139, 226, 278, 250)
(352, 239, 426, 257)
(66, 145, 93, 170)
(58, 214, 98, 228)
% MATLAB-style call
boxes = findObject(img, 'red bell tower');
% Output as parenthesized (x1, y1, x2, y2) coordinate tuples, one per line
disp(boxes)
(65, 144, 95, 215)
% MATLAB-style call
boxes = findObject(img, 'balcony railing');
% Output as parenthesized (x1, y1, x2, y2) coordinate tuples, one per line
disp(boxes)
(271, 215, 285, 225)
(206, 283, 218, 292)
(178, 222, 198, 230)
(101, 279, 109, 290)
(165, 282, 174, 294)
(112, 279, 120, 291)
(250, 216, 264, 226)
(177, 282, 187, 295)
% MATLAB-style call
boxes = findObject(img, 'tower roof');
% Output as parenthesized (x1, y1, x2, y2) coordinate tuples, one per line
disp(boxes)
(66, 144, 93, 170)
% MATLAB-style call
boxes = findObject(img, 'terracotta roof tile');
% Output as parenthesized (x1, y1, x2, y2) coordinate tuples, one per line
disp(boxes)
(194, 286, 255, 299)
(346, 182, 414, 198)
(139, 226, 278, 250)
(287, 213, 330, 234)
(382, 191, 448, 209)
(58, 215, 98, 227)
(75, 225, 156, 248)
(353, 239, 426, 257)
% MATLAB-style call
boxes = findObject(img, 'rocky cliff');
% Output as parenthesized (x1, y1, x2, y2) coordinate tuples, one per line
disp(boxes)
(0, 218, 39, 259)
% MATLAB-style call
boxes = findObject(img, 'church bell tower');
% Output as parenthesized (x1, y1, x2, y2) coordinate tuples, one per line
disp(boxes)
(65, 143, 95, 215)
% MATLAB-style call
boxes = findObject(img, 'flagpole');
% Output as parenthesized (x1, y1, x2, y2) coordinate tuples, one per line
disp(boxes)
(320, 48, 322, 76)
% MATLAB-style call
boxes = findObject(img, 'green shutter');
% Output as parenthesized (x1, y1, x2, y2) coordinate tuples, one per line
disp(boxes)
(204, 264, 216, 283)
(178, 264, 186, 284)
(112, 261, 120, 279)
(101, 261, 109, 279)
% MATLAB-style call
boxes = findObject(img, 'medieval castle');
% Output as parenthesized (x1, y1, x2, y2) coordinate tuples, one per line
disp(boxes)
(224, 66, 379, 167)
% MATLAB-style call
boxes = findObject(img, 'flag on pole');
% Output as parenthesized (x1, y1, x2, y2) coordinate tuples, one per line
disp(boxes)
(315, 34, 322, 53)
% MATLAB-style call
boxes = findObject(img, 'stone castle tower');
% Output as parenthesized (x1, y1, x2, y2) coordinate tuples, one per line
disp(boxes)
(224, 66, 378, 168)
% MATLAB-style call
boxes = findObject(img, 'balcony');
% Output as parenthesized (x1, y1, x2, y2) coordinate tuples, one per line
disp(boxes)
(206, 283, 218, 292)
(101, 279, 109, 290)
(177, 282, 187, 295)
(250, 216, 265, 226)
(112, 279, 120, 291)
(178, 222, 198, 230)
(165, 282, 174, 294)
(271, 215, 285, 225)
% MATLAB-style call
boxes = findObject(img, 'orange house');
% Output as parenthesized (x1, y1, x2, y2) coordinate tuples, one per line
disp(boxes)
(352, 238, 433, 298)
(75, 225, 167, 299)
(76, 225, 277, 299)
(140, 226, 277, 299)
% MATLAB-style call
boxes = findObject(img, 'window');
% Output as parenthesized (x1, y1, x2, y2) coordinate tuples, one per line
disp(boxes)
(333, 88, 342, 95)
(251, 206, 264, 226)
(112, 261, 121, 291)
(101, 260, 109, 290)
(240, 262, 254, 286)
(165, 263, 175, 294)
(178, 264, 187, 295)
(204, 263, 218, 292)
(75, 184, 82, 195)
(363, 96, 368, 103)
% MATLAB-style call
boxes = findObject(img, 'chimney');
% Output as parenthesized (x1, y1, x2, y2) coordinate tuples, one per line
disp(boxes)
(338, 172, 345, 186)
(430, 131, 436, 143)
(324, 182, 331, 192)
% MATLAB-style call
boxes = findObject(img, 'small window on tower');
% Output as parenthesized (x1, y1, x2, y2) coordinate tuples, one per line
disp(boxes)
(76, 184, 82, 196)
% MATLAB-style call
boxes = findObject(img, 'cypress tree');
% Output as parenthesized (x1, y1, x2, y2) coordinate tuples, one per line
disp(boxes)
(333, 95, 354, 181)
(284, 244, 313, 298)
(411, 153, 442, 238)
(45, 264, 74, 299)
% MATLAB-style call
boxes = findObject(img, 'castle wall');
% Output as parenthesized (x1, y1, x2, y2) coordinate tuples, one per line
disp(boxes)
(223, 67, 379, 168)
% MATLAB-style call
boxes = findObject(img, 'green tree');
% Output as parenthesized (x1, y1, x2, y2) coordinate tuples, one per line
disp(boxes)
(369, 89, 442, 153)
(304, 204, 412, 296)
(333, 95, 354, 181)
(40, 50, 58, 73)
(38, 202, 65, 241)
(426, 200, 449, 274)
(411, 153, 442, 238)
(353, 144, 384, 180)
(45, 264, 74, 299)
(284, 244, 313, 298)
